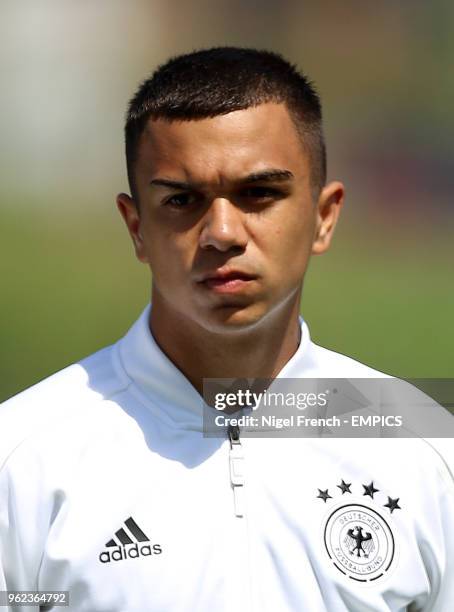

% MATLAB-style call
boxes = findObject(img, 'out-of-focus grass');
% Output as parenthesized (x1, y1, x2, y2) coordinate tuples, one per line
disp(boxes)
(1, 205, 453, 403)
(303, 218, 454, 378)
(1, 206, 148, 402)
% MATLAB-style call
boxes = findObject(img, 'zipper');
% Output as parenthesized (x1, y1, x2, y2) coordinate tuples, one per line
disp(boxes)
(228, 423, 245, 517)
(226, 423, 255, 611)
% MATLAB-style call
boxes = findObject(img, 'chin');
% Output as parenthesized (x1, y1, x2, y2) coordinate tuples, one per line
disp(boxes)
(196, 303, 270, 334)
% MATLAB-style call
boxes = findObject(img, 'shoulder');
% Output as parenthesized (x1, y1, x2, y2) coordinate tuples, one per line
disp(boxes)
(304, 334, 454, 483)
(308, 338, 391, 378)
(0, 343, 131, 470)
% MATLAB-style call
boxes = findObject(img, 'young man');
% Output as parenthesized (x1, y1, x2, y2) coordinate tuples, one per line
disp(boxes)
(0, 48, 452, 611)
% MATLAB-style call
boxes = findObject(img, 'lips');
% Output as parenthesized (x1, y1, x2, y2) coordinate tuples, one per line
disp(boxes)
(196, 269, 257, 293)
(198, 269, 255, 282)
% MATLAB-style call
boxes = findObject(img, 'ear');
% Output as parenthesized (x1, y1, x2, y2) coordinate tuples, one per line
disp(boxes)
(312, 181, 345, 255)
(116, 193, 149, 263)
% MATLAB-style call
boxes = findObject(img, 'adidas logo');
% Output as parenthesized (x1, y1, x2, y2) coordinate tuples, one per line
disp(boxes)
(99, 516, 162, 563)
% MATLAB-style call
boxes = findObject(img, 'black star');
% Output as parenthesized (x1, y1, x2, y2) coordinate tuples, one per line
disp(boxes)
(317, 489, 332, 503)
(384, 497, 401, 513)
(363, 481, 379, 499)
(337, 480, 352, 494)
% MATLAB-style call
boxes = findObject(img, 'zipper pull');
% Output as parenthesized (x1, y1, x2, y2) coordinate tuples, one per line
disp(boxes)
(228, 424, 245, 518)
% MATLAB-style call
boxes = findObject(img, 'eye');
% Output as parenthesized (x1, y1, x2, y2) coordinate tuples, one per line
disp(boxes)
(240, 186, 283, 200)
(164, 192, 201, 208)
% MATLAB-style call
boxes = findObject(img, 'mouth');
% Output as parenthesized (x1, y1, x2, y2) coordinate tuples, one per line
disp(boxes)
(197, 270, 257, 294)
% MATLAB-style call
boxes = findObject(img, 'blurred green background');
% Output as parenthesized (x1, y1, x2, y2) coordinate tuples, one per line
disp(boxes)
(1, 0, 453, 402)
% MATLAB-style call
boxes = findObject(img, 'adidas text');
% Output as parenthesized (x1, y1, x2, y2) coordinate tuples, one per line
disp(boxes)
(99, 543, 162, 563)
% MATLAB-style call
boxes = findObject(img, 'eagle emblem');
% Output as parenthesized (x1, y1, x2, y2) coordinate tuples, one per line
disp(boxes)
(345, 526, 375, 558)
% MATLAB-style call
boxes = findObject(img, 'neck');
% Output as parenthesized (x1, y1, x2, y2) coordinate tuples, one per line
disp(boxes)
(149, 291, 302, 395)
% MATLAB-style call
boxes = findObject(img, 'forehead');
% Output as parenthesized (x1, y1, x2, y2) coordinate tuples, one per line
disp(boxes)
(135, 102, 308, 183)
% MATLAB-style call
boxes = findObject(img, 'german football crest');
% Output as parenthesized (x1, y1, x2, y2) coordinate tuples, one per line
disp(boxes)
(318, 480, 400, 582)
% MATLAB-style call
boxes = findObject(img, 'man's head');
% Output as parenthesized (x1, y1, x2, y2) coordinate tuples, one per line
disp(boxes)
(125, 47, 326, 203)
(118, 48, 343, 335)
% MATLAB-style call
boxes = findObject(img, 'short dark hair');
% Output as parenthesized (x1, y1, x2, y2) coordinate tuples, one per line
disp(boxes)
(125, 47, 326, 201)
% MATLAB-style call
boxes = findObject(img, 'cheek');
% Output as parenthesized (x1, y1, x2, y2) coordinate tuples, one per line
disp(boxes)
(145, 227, 196, 278)
(262, 215, 315, 266)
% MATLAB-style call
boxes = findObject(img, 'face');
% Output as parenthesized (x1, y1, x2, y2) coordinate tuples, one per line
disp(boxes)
(118, 102, 343, 334)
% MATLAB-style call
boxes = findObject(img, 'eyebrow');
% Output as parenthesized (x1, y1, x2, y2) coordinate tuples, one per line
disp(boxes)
(241, 169, 294, 183)
(149, 169, 294, 191)
(150, 178, 193, 190)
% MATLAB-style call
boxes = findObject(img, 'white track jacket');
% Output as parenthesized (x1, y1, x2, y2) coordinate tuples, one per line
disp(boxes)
(0, 306, 453, 611)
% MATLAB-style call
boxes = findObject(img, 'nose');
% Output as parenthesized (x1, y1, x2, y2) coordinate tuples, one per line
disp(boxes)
(199, 198, 248, 252)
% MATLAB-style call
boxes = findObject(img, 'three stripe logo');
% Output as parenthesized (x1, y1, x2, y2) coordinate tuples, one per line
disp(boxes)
(106, 516, 150, 547)
(99, 516, 162, 563)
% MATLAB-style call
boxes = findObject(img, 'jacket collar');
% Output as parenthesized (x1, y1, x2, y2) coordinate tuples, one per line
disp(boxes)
(116, 304, 317, 429)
